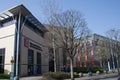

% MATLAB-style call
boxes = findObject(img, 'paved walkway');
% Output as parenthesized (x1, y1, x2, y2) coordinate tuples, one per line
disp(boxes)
(20, 73, 118, 80)
(0, 72, 118, 80)
(65, 72, 118, 80)
(0, 76, 42, 80)
(20, 76, 42, 80)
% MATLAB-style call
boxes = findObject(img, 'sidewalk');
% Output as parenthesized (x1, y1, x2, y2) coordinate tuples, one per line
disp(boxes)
(1, 72, 117, 80)
(20, 72, 118, 80)
(0, 76, 42, 80)
(20, 76, 42, 80)
(65, 72, 118, 80)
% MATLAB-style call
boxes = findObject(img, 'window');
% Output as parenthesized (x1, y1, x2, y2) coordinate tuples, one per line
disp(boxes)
(0, 17, 16, 28)
(2, 20, 16, 27)
(37, 52, 41, 74)
(0, 48, 5, 73)
(28, 49, 34, 75)
(25, 20, 45, 37)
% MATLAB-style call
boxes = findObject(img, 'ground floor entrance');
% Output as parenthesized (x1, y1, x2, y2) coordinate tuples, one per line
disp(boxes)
(28, 49, 34, 75)
(28, 49, 41, 76)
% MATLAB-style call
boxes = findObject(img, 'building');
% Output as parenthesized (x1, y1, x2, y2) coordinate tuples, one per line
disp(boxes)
(0, 4, 49, 76)
(75, 34, 94, 67)
(75, 34, 117, 70)
(93, 34, 118, 70)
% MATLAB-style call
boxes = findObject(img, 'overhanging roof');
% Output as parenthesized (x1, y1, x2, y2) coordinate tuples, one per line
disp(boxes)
(0, 4, 47, 32)
(0, 4, 30, 21)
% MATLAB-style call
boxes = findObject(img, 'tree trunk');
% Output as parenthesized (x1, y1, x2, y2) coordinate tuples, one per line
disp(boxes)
(100, 61, 103, 67)
(117, 56, 120, 75)
(107, 61, 111, 71)
(70, 58, 74, 80)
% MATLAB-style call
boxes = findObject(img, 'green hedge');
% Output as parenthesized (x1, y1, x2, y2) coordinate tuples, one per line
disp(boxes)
(91, 67, 104, 73)
(74, 67, 104, 73)
(74, 67, 87, 73)
(0, 74, 10, 79)
(43, 72, 79, 80)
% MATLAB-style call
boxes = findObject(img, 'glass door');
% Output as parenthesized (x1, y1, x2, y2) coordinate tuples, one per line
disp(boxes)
(28, 49, 34, 75)
(37, 52, 41, 74)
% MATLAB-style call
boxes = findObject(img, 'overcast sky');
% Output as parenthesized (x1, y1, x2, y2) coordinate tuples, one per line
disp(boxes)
(0, 0, 120, 36)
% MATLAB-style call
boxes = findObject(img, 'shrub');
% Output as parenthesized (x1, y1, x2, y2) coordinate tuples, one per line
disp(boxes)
(43, 72, 69, 80)
(0, 74, 10, 79)
(41, 76, 57, 80)
(74, 67, 104, 73)
(91, 67, 104, 73)
(74, 67, 87, 73)
(73, 73, 79, 78)
(43, 72, 79, 80)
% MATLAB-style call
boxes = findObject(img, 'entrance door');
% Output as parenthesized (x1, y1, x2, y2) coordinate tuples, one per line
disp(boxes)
(49, 60, 54, 72)
(28, 49, 34, 75)
(37, 52, 41, 74)
(0, 48, 5, 73)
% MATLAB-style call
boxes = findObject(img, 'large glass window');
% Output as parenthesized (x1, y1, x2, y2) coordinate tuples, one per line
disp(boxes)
(2, 20, 16, 27)
(37, 52, 41, 74)
(49, 48, 54, 72)
(0, 17, 16, 28)
(0, 48, 5, 73)
(28, 49, 34, 75)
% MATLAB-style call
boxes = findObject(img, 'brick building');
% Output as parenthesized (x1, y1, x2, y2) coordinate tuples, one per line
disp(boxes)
(75, 34, 117, 71)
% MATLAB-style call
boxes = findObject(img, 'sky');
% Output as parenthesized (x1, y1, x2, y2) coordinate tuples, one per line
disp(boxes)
(0, 0, 120, 36)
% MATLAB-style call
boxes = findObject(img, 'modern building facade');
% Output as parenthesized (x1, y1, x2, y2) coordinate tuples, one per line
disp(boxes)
(0, 5, 49, 76)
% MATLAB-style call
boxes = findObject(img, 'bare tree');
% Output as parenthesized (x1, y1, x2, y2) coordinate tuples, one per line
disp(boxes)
(40, 1, 90, 80)
(52, 10, 89, 80)
(95, 39, 111, 68)
(106, 28, 120, 75)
